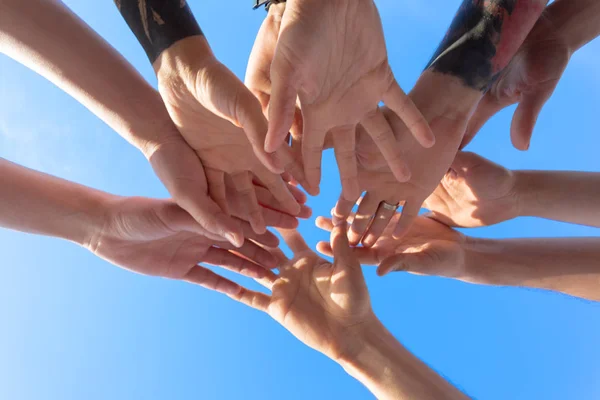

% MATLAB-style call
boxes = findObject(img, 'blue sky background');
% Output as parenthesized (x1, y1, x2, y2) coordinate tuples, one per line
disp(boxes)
(1, 0, 599, 399)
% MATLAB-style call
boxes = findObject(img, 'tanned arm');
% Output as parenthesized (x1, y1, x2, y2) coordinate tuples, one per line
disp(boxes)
(427, 0, 549, 91)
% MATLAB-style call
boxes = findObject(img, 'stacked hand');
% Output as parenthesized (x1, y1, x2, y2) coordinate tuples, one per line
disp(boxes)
(332, 72, 481, 247)
(228, 222, 375, 361)
(246, 0, 434, 200)
(151, 36, 308, 241)
(461, 12, 571, 150)
(86, 196, 281, 295)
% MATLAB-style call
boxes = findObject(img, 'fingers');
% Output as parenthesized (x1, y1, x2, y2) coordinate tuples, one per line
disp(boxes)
(301, 119, 325, 195)
(510, 88, 553, 151)
(183, 266, 242, 295)
(333, 194, 359, 226)
(331, 125, 361, 201)
(266, 50, 300, 153)
(203, 248, 271, 279)
(205, 168, 229, 215)
(316, 241, 381, 266)
(277, 228, 310, 254)
(228, 287, 271, 313)
(362, 200, 398, 247)
(233, 240, 278, 270)
(253, 165, 301, 216)
(383, 79, 435, 148)
(238, 221, 279, 248)
(231, 172, 267, 235)
(361, 109, 411, 182)
(348, 193, 380, 246)
(331, 221, 361, 271)
(235, 86, 285, 174)
(393, 201, 422, 239)
(147, 140, 244, 248)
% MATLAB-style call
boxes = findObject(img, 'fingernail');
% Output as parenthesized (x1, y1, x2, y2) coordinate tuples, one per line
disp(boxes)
(225, 233, 242, 248)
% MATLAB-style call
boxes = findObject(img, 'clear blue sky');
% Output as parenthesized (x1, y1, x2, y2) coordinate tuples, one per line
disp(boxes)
(1, 1, 599, 399)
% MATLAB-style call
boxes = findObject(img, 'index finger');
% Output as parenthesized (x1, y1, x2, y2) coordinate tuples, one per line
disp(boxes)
(331, 221, 358, 268)
(277, 228, 310, 255)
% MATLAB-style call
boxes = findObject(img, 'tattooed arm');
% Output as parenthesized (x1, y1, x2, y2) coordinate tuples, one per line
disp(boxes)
(113, 1, 302, 184)
(427, 0, 549, 92)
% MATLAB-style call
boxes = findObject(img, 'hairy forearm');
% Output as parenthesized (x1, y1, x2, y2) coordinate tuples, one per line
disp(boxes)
(545, 0, 600, 52)
(427, 0, 548, 91)
(0, 159, 107, 246)
(339, 319, 467, 400)
(515, 171, 600, 228)
(465, 237, 600, 301)
(115, 0, 204, 64)
(0, 0, 177, 154)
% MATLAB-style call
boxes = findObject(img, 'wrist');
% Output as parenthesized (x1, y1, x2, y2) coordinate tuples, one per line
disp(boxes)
(65, 189, 114, 249)
(513, 170, 541, 218)
(336, 316, 394, 367)
(413, 70, 482, 122)
(153, 35, 215, 82)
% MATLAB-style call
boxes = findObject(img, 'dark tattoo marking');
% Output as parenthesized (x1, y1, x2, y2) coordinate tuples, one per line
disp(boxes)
(426, 0, 521, 91)
(115, 0, 203, 64)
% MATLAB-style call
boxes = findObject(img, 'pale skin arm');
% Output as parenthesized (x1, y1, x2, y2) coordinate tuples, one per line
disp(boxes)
(465, 237, 600, 302)
(0, 0, 169, 152)
(516, 171, 600, 228)
(0, 158, 104, 245)
(340, 319, 468, 400)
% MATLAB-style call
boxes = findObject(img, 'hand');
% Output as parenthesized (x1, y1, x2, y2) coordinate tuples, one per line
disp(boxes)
(461, 12, 570, 150)
(85, 196, 280, 295)
(227, 178, 312, 230)
(154, 36, 305, 233)
(333, 71, 481, 247)
(228, 222, 376, 361)
(316, 215, 468, 279)
(248, 0, 434, 199)
(424, 152, 520, 228)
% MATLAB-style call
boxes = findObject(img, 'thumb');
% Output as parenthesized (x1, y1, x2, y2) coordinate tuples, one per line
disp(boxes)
(377, 253, 429, 277)
(266, 48, 300, 153)
(510, 88, 553, 151)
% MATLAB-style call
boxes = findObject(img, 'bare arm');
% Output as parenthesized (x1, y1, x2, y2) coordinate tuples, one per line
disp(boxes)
(466, 237, 600, 301)
(428, 0, 549, 91)
(0, 158, 105, 245)
(339, 319, 468, 400)
(515, 171, 600, 228)
(0, 0, 174, 153)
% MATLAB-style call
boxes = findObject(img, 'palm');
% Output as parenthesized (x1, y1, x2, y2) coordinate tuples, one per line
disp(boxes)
(158, 60, 302, 227)
(261, 0, 432, 197)
(424, 152, 519, 228)
(267, 249, 372, 358)
(463, 14, 570, 150)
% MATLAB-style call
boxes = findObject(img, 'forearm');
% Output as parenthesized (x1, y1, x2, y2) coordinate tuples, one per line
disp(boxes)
(546, 0, 600, 52)
(0, 0, 176, 154)
(114, 0, 208, 66)
(465, 237, 600, 301)
(427, 0, 548, 91)
(339, 319, 467, 400)
(515, 170, 600, 227)
(0, 159, 107, 246)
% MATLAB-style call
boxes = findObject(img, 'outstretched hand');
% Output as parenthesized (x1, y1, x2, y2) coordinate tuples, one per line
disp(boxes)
(246, 0, 433, 199)
(86, 196, 279, 295)
(316, 214, 467, 279)
(228, 222, 375, 361)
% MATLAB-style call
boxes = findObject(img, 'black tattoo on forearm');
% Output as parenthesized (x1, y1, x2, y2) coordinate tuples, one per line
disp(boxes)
(115, 0, 203, 63)
(427, 0, 547, 91)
